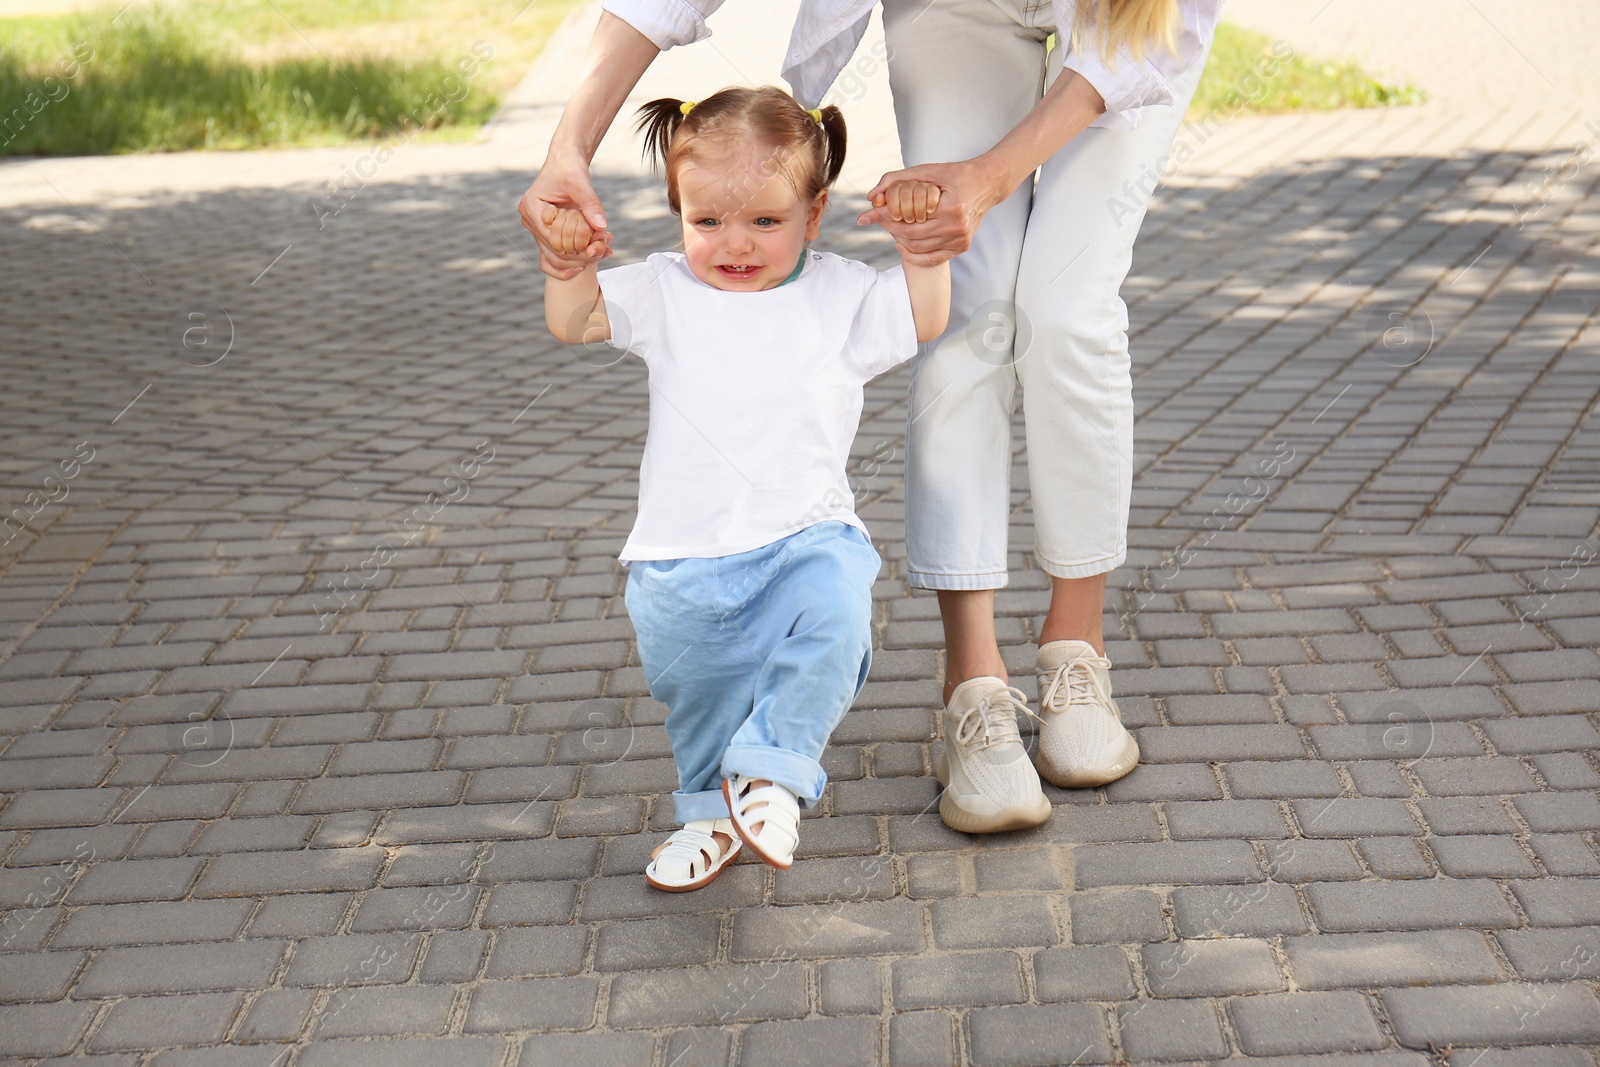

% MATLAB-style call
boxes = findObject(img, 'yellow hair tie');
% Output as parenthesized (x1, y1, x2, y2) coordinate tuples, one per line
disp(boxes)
(679, 100, 696, 116)
(807, 108, 823, 123)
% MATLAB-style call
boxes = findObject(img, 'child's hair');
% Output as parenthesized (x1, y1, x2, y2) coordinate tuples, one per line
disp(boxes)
(633, 86, 847, 215)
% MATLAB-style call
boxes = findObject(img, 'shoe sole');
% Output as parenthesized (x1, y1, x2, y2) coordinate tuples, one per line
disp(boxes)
(1036, 731, 1141, 789)
(935, 752, 1052, 834)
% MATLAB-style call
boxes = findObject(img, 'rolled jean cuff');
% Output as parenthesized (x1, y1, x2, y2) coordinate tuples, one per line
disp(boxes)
(1036, 546, 1127, 581)
(672, 787, 732, 824)
(721, 744, 828, 808)
(905, 568, 1009, 591)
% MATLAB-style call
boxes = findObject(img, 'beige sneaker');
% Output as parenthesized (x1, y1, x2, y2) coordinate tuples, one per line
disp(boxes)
(935, 677, 1051, 833)
(1034, 640, 1139, 788)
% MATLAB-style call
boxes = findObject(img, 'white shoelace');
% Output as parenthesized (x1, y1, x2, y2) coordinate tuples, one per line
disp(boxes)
(953, 685, 1042, 752)
(1039, 654, 1117, 719)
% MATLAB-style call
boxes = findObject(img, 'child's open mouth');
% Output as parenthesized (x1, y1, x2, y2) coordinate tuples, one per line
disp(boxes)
(717, 265, 759, 280)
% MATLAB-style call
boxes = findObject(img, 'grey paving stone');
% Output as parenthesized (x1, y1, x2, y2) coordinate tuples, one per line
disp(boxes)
(1416, 796, 1520, 835)
(281, 933, 421, 988)
(418, 929, 491, 983)
(1033, 945, 1136, 1002)
(1292, 798, 1424, 838)
(592, 915, 716, 972)
(1103, 763, 1223, 802)
(1411, 757, 1540, 796)
(929, 895, 1059, 949)
(75, 940, 288, 996)
(890, 1010, 956, 1067)
(1306, 878, 1521, 932)
(1067, 889, 1168, 945)
(1136, 724, 1308, 762)
(733, 900, 925, 959)
(1527, 834, 1600, 876)
(464, 976, 600, 1032)
(891, 951, 1026, 1010)
(311, 985, 455, 1039)
(0, 1001, 97, 1057)
(1165, 799, 1290, 839)
(52, 899, 252, 947)
(965, 1003, 1112, 1066)
(296, 1037, 506, 1067)
(1223, 760, 1344, 798)
(1383, 984, 1600, 1046)
(516, 1032, 658, 1067)
(247, 892, 352, 938)
(819, 958, 884, 1015)
(1358, 837, 1435, 879)
(349, 884, 481, 932)
(1429, 834, 1540, 877)
(1285, 929, 1507, 988)
(235, 987, 316, 1042)
(0, 950, 83, 1002)
(1495, 926, 1600, 982)
(1142, 938, 1286, 998)
(1511, 877, 1600, 926)
(1172, 883, 1310, 938)
(607, 962, 808, 1026)
(1117, 998, 1228, 1061)
(738, 1016, 878, 1067)
(194, 846, 386, 896)
(1230, 991, 1388, 1055)
(1514, 792, 1600, 833)
(87, 992, 243, 1051)
(1073, 840, 1262, 888)
(66, 857, 202, 904)
(1260, 838, 1366, 882)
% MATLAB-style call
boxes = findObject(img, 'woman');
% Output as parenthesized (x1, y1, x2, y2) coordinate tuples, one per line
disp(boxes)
(518, 0, 1219, 833)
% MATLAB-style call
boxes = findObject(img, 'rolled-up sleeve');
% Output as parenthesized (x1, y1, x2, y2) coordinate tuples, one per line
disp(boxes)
(1056, 0, 1222, 130)
(600, 0, 726, 50)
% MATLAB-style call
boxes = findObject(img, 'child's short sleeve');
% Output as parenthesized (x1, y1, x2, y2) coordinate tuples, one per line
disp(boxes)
(596, 254, 674, 359)
(843, 263, 920, 380)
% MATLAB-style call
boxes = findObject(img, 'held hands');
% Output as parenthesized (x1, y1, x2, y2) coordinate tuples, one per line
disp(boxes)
(537, 205, 613, 280)
(872, 178, 942, 225)
(858, 161, 1000, 267)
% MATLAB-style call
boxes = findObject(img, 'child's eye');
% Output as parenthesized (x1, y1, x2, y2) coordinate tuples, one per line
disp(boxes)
(755, 217, 778, 227)
(694, 218, 719, 228)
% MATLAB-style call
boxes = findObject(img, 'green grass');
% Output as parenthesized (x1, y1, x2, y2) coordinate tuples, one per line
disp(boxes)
(0, 0, 581, 156)
(1191, 23, 1424, 116)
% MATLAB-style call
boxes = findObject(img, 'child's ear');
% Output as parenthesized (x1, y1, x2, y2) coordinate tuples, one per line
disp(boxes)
(805, 189, 828, 241)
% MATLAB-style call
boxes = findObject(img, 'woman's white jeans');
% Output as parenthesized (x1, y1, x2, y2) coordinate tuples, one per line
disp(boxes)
(882, 0, 1210, 589)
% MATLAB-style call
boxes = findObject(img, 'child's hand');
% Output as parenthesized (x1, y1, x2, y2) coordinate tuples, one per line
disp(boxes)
(872, 179, 942, 225)
(538, 206, 612, 278)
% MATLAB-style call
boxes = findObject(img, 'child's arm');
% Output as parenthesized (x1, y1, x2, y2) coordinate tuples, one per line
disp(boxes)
(877, 180, 951, 342)
(541, 206, 613, 344)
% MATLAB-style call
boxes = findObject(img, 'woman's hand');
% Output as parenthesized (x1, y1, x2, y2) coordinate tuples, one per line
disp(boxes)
(519, 158, 614, 281)
(857, 159, 1008, 267)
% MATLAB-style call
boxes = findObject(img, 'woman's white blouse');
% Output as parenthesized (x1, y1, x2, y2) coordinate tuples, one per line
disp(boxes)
(601, 0, 1222, 130)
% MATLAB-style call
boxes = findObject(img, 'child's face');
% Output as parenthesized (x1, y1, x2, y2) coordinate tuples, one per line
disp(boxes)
(676, 151, 827, 292)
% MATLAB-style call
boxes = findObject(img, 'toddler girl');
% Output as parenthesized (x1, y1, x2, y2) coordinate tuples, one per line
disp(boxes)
(539, 86, 948, 890)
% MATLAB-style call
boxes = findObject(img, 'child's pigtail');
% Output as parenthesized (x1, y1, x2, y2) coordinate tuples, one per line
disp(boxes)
(816, 104, 847, 189)
(634, 97, 689, 174)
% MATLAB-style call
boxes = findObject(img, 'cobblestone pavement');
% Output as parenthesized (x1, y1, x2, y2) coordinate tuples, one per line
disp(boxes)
(1, 0, 1598, 1063)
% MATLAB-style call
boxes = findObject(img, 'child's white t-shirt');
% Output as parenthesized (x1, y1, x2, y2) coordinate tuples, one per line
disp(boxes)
(598, 249, 919, 563)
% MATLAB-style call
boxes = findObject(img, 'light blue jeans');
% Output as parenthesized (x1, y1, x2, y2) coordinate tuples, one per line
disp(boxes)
(624, 521, 881, 824)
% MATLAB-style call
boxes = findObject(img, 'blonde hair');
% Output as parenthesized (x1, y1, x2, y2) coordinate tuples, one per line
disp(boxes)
(1072, 0, 1180, 61)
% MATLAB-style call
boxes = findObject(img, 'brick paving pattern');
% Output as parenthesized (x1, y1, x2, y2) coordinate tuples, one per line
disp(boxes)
(0, 0, 1597, 1062)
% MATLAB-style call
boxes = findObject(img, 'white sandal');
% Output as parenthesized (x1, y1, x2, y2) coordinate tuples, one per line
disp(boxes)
(644, 818, 742, 892)
(722, 775, 801, 869)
